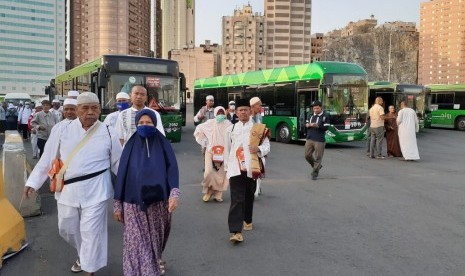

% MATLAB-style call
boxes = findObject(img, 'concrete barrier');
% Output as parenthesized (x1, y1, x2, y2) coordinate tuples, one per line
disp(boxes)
(2, 131, 41, 217)
(0, 161, 28, 269)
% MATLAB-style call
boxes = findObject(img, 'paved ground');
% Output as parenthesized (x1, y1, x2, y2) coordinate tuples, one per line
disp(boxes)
(1, 106, 465, 276)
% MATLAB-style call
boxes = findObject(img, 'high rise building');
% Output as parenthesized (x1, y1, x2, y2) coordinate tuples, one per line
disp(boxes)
(419, 0, 465, 84)
(161, 0, 195, 59)
(0, 0, 65, 96)
(170, 40, 221, 102)
(264, 0, 312, 68)
(151, 0, 162, 58)
(70, 0, 151, 67)
(222, 4, 266, 75)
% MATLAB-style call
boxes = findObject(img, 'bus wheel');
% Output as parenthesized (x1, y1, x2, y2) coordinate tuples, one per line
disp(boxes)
(277, 123, 291, 143)
(456, 116, 465, 131)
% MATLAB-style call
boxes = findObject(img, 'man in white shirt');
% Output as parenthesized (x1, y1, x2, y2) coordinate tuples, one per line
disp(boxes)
(224, 98, 270, 243)
(18, 101, 33, 139)
(51, 99, 63, 121)
(68, 90, 80, 99)
(115, 85, 164, 146)
(103, 92, 130, 128)
(23, 92, 122, 275)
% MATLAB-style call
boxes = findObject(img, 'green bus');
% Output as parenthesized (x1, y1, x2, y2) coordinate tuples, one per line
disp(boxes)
(194, 61, 369, 143)
(425, 84, 465, 131)
(368, 82, 430, 128)
(50, 55, 187, 142)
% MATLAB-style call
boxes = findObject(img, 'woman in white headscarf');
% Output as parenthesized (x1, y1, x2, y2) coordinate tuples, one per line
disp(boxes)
(194, 106, 232, 202)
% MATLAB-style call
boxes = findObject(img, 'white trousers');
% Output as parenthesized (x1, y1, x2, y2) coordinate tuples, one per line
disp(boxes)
(30, 133, 38, 157)
(57, 200, 108, 273)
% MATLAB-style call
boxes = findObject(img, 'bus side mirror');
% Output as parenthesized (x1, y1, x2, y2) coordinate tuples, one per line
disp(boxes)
(180, 73, 187, 91)
(326, 87, 333, 98)
(97, 70, 108, 88)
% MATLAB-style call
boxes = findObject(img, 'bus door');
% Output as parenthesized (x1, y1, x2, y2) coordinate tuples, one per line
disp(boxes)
(298, 89, 318, 139)
(375, 92, 394, 113)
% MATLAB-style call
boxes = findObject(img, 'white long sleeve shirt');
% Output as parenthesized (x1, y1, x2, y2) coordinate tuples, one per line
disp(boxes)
(18, 106, 32, 124)
(103, 111, 120, 128)
(115, 106, 165, 145)
(26, 119, 122, 208)
(224, 119, 270, 179)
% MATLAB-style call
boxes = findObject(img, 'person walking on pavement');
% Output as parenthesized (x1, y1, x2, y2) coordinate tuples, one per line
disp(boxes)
(29, 103, 43, 159)
(104, 92, 130, 128)
(116, 85, 164, 146)
(18, 101, 33, 139)
(224, 98, 270, 243)
(194, 106, 232, 202)
(397, 100, 420, 161)
(304, 100, 330, 180)
(369, 97, 386, 159)
(31, 100, 59, 158)
(23, 92, 123, 276)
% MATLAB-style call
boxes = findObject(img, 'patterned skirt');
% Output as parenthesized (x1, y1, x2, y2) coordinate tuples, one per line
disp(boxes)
(122, 200, 171, 276)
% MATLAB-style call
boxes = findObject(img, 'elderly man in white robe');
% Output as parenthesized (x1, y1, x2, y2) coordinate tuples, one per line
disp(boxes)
(23, 92, 122, 275)
(397, 100, 420, 161)
(194, 106, 232, 202)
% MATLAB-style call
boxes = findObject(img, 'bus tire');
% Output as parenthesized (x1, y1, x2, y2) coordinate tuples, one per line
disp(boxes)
(277, 123, 291, 143)
(456, 116, 465, 131)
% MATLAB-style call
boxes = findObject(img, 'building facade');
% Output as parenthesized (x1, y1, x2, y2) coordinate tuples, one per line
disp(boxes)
(310, 33, 324, 62)
(0, 0, 65, 96)
(221, 4, 266, 75)
(264, 0, 312, 68)
(161, 0, 195, 59)
(70, 0, 151, 67)
(170, 40, 221, 102)
(419, 0, 465, 84)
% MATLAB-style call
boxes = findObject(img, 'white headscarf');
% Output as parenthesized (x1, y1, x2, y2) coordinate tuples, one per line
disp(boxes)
(214, 106, 225, 117)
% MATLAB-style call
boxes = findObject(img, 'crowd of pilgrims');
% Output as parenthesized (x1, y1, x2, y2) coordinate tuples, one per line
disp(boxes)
(18, 88, 269, 276)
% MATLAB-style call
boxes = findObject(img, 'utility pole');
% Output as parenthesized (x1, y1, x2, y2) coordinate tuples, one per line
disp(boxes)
(387, 32, 392, 82)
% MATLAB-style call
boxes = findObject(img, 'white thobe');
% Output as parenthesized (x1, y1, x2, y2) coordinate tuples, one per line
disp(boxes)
(115, 106, 165, 145)
(103, 110, 120, 128)
(224, 119, 270, 179)
(397, 107, 420, 160)
(51, 107, 63, 121)
(25, 119, 122, 272)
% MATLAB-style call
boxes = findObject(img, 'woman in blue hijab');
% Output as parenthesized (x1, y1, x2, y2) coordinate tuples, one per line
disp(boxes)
(114, 108, 179, 276)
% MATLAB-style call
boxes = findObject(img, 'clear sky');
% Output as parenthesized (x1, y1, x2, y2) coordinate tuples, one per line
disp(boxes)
(195, 0, 428, 45)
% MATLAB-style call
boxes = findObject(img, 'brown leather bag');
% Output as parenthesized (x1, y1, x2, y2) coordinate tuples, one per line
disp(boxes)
(48, 158, 64, 192)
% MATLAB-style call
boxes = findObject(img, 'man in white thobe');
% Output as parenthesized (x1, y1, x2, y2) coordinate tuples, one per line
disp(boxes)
(103, 91, 130, 128)
(23, 92, 122, 275)
(397, 100, 420, 161)
(51, 99, 63, 121)
(115, 85, 164, 146)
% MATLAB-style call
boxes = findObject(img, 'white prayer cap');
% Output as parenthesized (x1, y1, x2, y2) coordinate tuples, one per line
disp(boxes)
(250, 97, 261, 106)
(206, 95, 214, 100)
(52, 99, 60, 103)
(35, 103, 42, 108)
(214, 106, 226, 117)
(19, 101, 24, 104)
(229, 100, 236, 106)
(116, 92, 130, 100)
(67, 90, 79, 97)
(77, 92, 99, 104)
(8, 103, 14, 109)
(63, 98, 77, 106)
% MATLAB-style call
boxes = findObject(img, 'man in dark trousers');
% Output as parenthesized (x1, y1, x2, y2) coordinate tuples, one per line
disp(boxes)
(304, 100, 330, 180)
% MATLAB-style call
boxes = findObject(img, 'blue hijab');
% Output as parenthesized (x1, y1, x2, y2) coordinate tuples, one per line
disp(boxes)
(114, 109, 179, 211)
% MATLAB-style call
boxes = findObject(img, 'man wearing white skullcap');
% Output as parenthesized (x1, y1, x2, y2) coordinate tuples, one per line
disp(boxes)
(30, 103, 43, 158)
(103, 92, 130, 128)
(194, 95, 215, 125)
(249, 97, 262, 124)
(67, 90, 80, 99)
(24, 91, 122, 274)
(51, 98, 63, 121)
(18, 100, 33, 139)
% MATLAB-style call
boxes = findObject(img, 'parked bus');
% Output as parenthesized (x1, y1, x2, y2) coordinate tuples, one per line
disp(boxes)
(426, 84, 465, 131)
(368, 82, 430, 128)
(51, 55, 187, 142)
(194, 61, 369, 143)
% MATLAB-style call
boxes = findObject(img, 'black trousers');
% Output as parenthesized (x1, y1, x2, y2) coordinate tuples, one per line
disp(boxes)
(228, 172, 257, 233)
(20, 124, 29, 139)
(0, 120, 5, 133)
(37, 138, 47, 158)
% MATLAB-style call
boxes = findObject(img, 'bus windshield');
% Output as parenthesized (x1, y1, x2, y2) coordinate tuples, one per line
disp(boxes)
(106, 74, 180, 112)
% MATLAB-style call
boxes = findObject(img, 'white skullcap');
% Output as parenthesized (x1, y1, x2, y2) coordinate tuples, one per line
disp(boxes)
(206, 95, 214, 100)
(250, 97, 261, 106)
(35, 103, 42, 108)
(8, 103, 14, 109)
(116, 92, 130, 100)
(67, 90, 80, 97)
(77, 92, 99, 104)
(214, 106, 226, 117)
(63, 98, 78, 106)
(19, 101, 24, 104)
(229, 101, 236, 105)
(52, 99, 60, 103)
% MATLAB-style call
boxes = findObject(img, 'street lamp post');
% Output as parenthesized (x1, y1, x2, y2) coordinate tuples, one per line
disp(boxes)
(387, 32, 392, 82)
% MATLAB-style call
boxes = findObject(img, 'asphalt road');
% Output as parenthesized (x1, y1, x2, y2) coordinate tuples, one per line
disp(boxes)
(1, 107, 465, 276)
